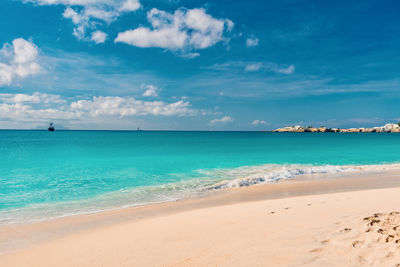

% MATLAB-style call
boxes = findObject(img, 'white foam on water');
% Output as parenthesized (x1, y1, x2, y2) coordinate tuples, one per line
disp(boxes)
(1, 163, 400, 225)
(202, 163, 400, 190)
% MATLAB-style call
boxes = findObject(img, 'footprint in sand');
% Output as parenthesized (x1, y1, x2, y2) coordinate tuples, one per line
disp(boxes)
(368, 219, 381, 226)
(320, 239, 330, 245)
(386, 251, 395, 258)
(309, 247, 324, 253)
(386, 235, 395, 243)
(352, 240, 364, 248)
(377, 228, 387, 234)
(303, 212, 400, 266)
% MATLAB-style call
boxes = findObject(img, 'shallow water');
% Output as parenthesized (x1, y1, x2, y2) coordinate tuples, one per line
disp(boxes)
(1, 130, 400, 223)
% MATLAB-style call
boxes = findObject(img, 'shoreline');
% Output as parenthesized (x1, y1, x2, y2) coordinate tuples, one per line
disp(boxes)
(3, 162, 400, 226)
(1, 170, 400, 263)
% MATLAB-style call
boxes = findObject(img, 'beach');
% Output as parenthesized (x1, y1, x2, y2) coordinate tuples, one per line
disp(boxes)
(1, 0, 400, 265)
(3, 131, 400, 225)
(2, 170, 400, 266)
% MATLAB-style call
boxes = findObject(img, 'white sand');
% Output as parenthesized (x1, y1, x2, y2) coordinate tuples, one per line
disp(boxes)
(2, 173, 400, 266)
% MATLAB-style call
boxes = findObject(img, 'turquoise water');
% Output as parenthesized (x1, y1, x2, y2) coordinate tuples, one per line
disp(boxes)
(1, 130, 400, 223)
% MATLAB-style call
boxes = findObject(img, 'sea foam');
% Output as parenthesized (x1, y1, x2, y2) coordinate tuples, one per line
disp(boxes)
(202, 163, 400, 190)
(1, 163, 400, 225)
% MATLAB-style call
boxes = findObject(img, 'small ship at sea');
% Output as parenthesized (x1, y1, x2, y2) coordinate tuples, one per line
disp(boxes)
(48, 122, 55, 131)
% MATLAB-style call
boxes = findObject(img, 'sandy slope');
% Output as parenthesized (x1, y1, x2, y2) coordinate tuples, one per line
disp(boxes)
(1, 182, 400, 266)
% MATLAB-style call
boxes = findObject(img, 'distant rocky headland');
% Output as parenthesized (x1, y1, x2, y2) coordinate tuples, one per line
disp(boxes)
(273, 123, 400, 133)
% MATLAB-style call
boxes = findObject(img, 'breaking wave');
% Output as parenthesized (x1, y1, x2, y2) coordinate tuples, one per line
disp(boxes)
(201, 163, 400, 190)
(1, 163, 400, 225)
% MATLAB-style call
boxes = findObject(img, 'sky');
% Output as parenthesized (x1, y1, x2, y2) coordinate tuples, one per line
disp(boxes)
(0, 0, 400, 130)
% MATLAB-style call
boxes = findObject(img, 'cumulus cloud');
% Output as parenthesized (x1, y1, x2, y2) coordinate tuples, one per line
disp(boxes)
(246, 36, 259, 47)
(252, 119, 268, 125)
(0, 92, 195, 125)
(0, 92, 65, 104)
(210, 115, 234, 124)
(0, 103, 76, 122)
(245, 63, 262, 72)
(119, 0, 141, 11)
(0, 38, 41, 86)
(0, 92, 74, 122)
(141, 84, 159, 97)
(91, 30, 107, 44)
(115, 8, 233, 54)
(71, 96, 194, 116)
(24, 0, 141, 42)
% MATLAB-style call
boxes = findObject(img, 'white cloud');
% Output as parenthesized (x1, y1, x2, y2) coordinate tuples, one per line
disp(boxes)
(179, 52, 200, 59)
(210, 115, 234, 124)
(24, 0, 141, 42)
(0, 103, 76, 122)
(71, 96, 195, 116)
(0, 92, 65, 104)
(117, 26, 187, 50)
(119, 0, 141, 11)
(208, 61, 295, 75)
(0, 92, 75, 122)
(276, 65, 295, 75)
(0, 38, 41, 86)
(27, 0, 141, 13)
(91, 30, 107, 44)
(252, 119, 268, 125)
(241, 62, 296, 75)
(26, 0, 114, 4)
(115, 8, 233, 54)
(245, 63, 262, 72)
(141, 84, 159, 97)
(0, 92, 196, 125)
(246, 36, 259, 47)
(62, 6, 85, 25)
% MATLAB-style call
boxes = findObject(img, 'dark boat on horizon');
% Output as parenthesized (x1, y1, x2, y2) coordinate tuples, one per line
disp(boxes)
(48, 122, 55, 131)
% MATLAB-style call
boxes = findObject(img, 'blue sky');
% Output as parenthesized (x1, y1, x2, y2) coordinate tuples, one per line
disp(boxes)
(0, 0, 399, 130)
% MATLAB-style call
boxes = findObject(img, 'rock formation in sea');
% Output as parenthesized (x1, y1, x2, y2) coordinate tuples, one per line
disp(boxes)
(273, 123, 400, 133)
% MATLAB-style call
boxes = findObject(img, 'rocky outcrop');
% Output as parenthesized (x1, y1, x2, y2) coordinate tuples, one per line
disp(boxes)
(273, 123, 400, 133)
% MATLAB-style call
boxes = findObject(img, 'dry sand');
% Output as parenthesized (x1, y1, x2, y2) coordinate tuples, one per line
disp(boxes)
(2, 171, 400, 266)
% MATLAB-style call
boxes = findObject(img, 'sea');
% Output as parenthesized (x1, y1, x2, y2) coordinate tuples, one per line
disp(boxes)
(1, 130, 400, 224)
